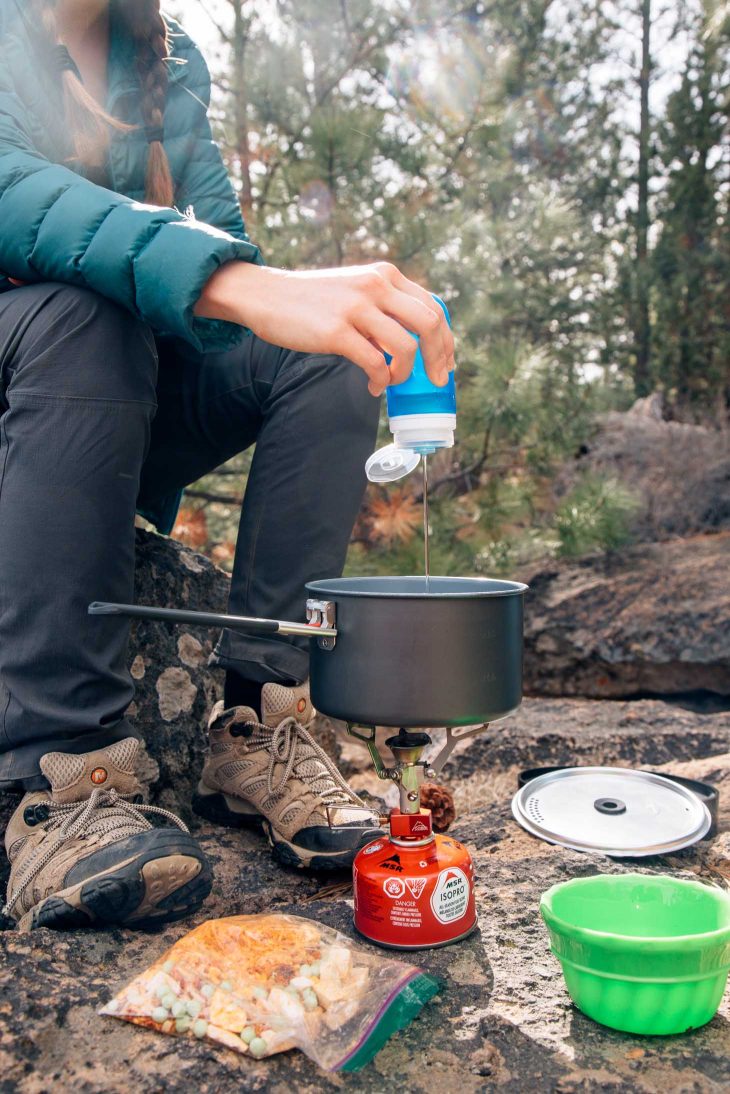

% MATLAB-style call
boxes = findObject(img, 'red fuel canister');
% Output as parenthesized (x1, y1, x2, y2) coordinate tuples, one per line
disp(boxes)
(353, 807, 477, 949)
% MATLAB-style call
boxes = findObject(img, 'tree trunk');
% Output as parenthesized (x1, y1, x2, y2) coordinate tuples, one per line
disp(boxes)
(231, 0, 254, 219)
(634, 0, 652, 397)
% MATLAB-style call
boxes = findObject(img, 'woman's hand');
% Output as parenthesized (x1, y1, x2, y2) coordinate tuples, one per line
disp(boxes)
(195, 261, 455, 396)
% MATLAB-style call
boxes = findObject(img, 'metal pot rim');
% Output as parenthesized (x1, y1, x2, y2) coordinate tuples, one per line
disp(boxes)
(306, 575, 528, 599)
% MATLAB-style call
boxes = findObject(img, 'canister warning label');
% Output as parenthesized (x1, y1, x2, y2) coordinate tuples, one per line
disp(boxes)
(406, 877, 427, 899)
(389, 900, 422, 929)
(430, 866, 470, 923)
(383, 877, 406, 899)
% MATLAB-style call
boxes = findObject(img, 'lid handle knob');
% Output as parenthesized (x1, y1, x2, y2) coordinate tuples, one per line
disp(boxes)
(594, 797, 627, 816)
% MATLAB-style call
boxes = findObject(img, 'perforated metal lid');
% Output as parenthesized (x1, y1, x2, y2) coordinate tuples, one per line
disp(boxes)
(511, 766, 712, 857)
(365, 443, 421, 482)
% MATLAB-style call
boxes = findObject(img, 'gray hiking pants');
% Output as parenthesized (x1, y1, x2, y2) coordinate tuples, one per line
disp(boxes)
(0, 283, 379, 787)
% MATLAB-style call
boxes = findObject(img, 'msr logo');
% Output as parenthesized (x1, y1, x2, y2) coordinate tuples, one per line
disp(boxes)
(430, 866, 470, 924)
(412, 821, 428, 833)
(380, 853, 404, 873)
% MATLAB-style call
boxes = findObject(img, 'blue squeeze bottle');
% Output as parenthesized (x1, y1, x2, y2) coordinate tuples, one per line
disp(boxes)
(366, 295, 456, 482)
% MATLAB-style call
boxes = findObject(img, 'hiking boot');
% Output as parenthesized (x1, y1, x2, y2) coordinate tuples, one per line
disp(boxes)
(193, 682, 382, 870)
(3, 739, 212, 931)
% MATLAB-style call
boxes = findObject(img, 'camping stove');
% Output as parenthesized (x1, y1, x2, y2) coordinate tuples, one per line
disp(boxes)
(344, 724, 484, 949)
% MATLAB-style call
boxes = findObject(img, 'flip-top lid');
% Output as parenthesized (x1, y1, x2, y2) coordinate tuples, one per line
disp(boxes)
(365, 442, 421, 483)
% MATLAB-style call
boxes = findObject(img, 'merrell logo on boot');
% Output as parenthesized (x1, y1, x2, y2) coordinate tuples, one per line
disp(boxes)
(91, 767, 108, 785)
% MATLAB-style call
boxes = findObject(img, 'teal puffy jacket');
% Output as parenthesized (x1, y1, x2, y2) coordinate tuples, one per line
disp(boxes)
(0, 0, 262, 354)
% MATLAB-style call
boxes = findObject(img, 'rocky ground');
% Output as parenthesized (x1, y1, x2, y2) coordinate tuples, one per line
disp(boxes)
(2, 531, 730, 1092)
(556, 394, 730, 543)
(522, 531, 730, 701)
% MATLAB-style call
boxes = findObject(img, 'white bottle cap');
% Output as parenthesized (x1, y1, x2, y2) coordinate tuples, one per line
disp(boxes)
(390, 413, 456, 454)
(365, 414, 456, 483)
(365, 443, 420, 483)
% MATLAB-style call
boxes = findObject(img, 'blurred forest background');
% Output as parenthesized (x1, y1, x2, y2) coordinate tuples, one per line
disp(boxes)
(167, 0, 730, 577)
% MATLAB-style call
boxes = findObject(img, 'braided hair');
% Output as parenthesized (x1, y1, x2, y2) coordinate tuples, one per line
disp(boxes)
(36, 0, 174, 207)
(126, 0, 174, 207)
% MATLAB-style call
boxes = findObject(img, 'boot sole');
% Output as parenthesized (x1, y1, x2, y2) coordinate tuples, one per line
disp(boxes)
(24, 831, 212, 931)
(262, 820, 370, 872)
(193, 783, 373, 873)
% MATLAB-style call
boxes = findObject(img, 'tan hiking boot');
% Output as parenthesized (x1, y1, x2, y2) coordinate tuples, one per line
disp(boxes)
(193, 682, 381, 870)
(3, 739, 212, 931)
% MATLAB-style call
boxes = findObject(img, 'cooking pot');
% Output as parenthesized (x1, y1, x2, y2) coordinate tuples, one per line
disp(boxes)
(89, 575, 526, 727)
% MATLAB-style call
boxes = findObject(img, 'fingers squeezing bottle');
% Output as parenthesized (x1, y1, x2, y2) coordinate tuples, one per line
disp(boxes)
(365, 296, 455, 483)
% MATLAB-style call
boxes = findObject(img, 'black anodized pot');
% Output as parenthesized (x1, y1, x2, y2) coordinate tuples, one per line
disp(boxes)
(89, 575, 527, 728)
(305, 576, 526, 727)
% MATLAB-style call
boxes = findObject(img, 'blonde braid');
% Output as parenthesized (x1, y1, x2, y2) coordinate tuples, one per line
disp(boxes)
(35, 0, 174, 206)
(35, 0, 129, 168)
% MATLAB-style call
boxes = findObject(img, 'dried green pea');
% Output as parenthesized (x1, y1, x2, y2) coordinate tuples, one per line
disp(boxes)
(201, 983, 215, 999)
(186, 999, 202, 1018)
(192, 1018, 208, 1039)
(309, 961, 321, 976)
(155, 983, 169, 1000)
(171, 1000, 187, 1018)
(175, 1016, 191, 1033)
(220, 980, 233, 992)
(161, 992, 177, 1010)
(152, 1006, 169, 1023)
(240, 1026, 256, 1045)
(249, 1036, 267, 1058)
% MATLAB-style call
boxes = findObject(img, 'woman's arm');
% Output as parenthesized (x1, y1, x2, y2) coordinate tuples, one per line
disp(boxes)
(0, 80, 260, 353)
(0, 60, 453, 384)
(196, 261, 455, 397)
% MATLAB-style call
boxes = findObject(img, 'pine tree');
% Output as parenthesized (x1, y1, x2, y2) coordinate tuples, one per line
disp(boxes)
(652, 13, 730, 414)
(171, 0, 729, 570)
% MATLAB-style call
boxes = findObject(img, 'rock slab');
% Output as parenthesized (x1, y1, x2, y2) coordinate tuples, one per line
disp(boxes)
(522, 532, 730, 700)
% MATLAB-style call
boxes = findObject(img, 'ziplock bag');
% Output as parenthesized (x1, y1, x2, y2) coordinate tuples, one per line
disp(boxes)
(100, 913, 440, 1071)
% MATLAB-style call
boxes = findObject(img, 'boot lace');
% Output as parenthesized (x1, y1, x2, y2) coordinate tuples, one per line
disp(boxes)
(3, 788, 188, 922)
(251, 716, 368, 809)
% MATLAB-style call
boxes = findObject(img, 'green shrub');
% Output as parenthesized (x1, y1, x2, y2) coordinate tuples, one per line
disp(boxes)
(555, 475, 639, 557)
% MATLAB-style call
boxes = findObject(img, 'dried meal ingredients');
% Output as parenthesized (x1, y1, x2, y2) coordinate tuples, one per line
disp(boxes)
(100, 913, 439, 1071)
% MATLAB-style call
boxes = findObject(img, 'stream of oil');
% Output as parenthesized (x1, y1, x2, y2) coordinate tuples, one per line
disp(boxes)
(423, 454, 430, 592)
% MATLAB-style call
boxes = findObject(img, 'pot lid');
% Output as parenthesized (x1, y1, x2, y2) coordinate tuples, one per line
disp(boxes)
(511, 767, 712, 857)
(365, 443, 420, 483)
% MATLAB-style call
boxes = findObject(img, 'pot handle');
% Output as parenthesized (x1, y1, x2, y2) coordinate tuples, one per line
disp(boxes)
(87, 601, 337, 640)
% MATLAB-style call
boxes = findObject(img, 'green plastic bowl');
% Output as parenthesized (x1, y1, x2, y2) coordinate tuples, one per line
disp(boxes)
(540, 873, 730, 1035)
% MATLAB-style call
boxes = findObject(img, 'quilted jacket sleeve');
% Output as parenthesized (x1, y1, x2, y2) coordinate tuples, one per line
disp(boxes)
(0, 77, 262, 352)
